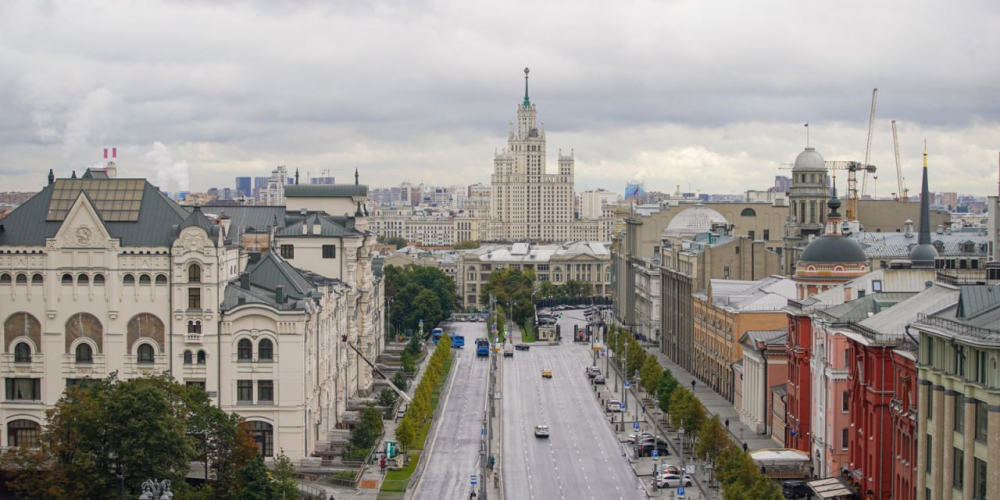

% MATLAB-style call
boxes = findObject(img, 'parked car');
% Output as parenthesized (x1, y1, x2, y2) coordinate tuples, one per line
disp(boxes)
(515, 344, 530, 351)
(592, 375, 606, 385)
(541, 369, 553, 379)
(626, 432, 654, 443)
(534, 425, 550, 438)
(586, 366, 601, 378)
(637, 440, 670, 458)
(655, 474, 692, 488)
(605, 399, 624, 412)
(782, 481, 811, 499)
(658, 464, 681, 475)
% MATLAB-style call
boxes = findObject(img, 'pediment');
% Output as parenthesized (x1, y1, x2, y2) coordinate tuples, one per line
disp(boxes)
(174, 227, 212, 253)
(51, 193, 113, 249)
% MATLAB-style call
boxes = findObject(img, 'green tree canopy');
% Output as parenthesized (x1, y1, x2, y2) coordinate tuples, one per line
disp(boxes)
(695, 414, 729, 463)
(386, 263, 457, 334)
(639, 356, 663, 395)
(453, 240, 481, 250)
(668, 387, 706, 436)
(479, 268, 536, 329)
(378, 235, 408, 249)
(657, 370, 680, 413)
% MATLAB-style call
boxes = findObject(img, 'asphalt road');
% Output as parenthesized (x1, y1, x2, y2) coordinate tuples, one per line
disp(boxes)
(411, 320, 491, 500)
(501, 308, 646, 500)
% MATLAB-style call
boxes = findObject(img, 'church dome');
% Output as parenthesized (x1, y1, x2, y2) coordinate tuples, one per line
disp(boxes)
(793, 147, 826, 171)
(663, 204, 728, 237)
(799, 235, 867, 264)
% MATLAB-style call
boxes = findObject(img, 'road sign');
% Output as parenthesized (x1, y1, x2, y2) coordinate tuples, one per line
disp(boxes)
(633, 422, 640, 430)
(677, 486, 685, 497)
(481, 427, 487, 436)
(624, 381, 630, 388)
(471, 474, 477, 485)
(652, 450, 659, 457)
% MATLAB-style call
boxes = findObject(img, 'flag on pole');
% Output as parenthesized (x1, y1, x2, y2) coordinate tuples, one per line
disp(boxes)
(804, 122, 809, 127)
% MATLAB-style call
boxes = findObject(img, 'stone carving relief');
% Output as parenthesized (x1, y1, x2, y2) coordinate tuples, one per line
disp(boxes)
(61, 225, 106, 248)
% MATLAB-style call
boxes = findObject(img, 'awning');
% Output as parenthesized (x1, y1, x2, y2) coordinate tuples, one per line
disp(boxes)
(807, 477, 857, 499)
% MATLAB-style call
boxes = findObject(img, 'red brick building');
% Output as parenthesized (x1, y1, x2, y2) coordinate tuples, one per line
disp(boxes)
(889, 345, 918, 500)
(785, 309, 813, 453)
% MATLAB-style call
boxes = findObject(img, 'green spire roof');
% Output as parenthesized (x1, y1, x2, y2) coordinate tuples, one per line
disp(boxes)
(523, 67, 531, 107)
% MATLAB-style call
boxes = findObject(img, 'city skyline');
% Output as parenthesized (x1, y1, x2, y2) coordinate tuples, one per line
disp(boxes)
(1, 1, 999, 196)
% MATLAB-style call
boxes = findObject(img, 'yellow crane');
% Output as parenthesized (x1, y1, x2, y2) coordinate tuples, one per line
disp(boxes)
(891, 120, 908, 201)
(778, 159, 874, 222)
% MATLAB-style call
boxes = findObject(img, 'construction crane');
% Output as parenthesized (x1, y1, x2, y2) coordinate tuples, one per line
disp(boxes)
(891, 120, 908, 201)
(850, 88, 878, 221)
(778, 159, 874, 222)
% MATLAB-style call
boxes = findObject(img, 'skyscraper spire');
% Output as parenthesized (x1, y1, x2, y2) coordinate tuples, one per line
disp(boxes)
(523, 67, 531, 107)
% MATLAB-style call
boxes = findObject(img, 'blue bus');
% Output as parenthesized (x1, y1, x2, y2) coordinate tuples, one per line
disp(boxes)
(451, 335, 465, 348)
(476, 338, 490, 357)
(431, 328, 444, 345)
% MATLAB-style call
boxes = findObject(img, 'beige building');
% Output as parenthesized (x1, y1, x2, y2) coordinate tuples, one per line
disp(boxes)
(458, 241, 611, 308)
(0, 170, 384, 461)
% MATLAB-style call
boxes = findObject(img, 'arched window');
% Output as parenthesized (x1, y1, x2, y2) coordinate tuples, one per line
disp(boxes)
(155, 274, 168, 285)
(77, 274, 89, 285)
(62, 273, 73, 284)
(189, 264, 202, 283)
(93, 274, 105, 285)
(258, 339, 273, 361)
(0, 274, 10, 284)
(15, 274, 27, 284)
(183, 350, 193, 364)
(740, 208, 756, 217)
(238, 339, 253, 361)
(123, 274, 135, 285)
(137, 344, 155, 364)
(31, 274, 43, 284)
(247, 421, 274, 457)
(75, 343, 93, 364)
(139, 275, 151, 285)
(197, 350, 206, 364)
(7, 419, 41, 448)
(13, 342, 31, 363)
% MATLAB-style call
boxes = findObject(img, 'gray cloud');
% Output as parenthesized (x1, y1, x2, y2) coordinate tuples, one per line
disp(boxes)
(0, 0, 998, 196)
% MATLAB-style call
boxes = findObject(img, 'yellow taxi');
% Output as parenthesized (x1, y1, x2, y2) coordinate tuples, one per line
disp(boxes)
(541, 369, 553, 379)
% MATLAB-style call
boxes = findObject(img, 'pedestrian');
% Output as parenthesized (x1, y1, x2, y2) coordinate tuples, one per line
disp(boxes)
(743, 442, 749, 452)
(691, 380, 696, 390)
(725, 418, 730, 429)
(380, 455, 387, 474)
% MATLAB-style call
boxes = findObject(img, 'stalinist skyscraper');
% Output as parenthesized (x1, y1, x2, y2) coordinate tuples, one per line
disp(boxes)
(489, 68, 597, 242)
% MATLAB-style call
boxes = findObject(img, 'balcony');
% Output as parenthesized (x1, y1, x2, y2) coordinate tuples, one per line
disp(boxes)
(185, 334, 203, 344)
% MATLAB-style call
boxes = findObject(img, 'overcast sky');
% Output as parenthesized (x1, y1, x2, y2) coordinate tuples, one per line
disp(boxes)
(1, 0, 998, 197)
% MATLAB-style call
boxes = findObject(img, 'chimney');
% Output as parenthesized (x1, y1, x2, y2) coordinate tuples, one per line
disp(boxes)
(345, 213, 355, 229)
(937, 225, 944, 235)
(312, 214, 321, 235)
(240, 272, 250, 290)
(218, 210, 231, 237)
(47, 169, 54, 186)
(275, 285, 285, 304)
(903, 220, 914, 238)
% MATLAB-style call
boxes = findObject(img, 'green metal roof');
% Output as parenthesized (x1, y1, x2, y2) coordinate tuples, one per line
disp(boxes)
(284, 184, 368, 198)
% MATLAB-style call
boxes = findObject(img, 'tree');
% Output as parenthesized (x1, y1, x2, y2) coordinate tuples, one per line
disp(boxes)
(350, 403, 385, 451)
(453, 240, 480, 250)
(716, 445, 756, 490)
(378, 235, 408, 249)
(236, 456, 278, 500)
(639, 356, 663, 396)
(410, 289, 444, 334)
(656, 370, 680, 413)
(395, 417, 416, 451)
(695, 415, 729, 465)
(272, 451, 299, 500)
(479, 268, 535, 328)
(669, 388, 706, 435)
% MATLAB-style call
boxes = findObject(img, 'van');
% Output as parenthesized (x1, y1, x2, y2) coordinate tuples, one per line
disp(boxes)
(503, 343, 513, 357)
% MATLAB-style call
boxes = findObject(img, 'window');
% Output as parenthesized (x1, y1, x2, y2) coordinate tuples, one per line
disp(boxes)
(139, 274, 151, 285)
(188, 288, 201, 309)
(926, 435, 932, 472)
(237, 380, 253, 404)
(974, 457, 987, 499)
(976, 401, 987, 443)
(123, 274, 135, 285)
(976, 350, 987, 384)
(62, 273, 73, 284)
(842, 428, 849, 450)
(0, 274, 9, 284)
(956, 397, 966, 433)
(155, 274, 167, 285)
(77, 274, 89, 285)
(248, 421, 274, 457)
(93, 274, 105, 285)
(842, 391, 849, 412)
(66, 378, 95, 391)
(197, 350, 206, 364)
(322, 245, 336, 259)
(741, 208, 756, 217)
(188, 321, 202, 334)
(258, 339, 273, 361)
(763, 229, 770, 240)
(927, 388, 933, 420)
(75, 343, 93, 364)
(280, 245, 294, 259)
(748, 230, 755, 240)
(7, 419, 41, 448)
(258, 380, 274, 403)
(183, 350, 193, 364)
(137, 344, 155, 364)
(955, 345, 967, 377)
(31, 274, 43, 284)
(238, 339, 253, 361)
(186, 381, 206, 391)
(13, 343, 31, 363)
(188, 264, 201, 282)
(954, 447, 964, 490)
(5, 378, 41, 401)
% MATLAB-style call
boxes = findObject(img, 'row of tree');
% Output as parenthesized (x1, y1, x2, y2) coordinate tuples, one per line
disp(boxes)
(0, 374, 300, 500)
(479, 268, 535, 329)
(393, 333, 453, 451)
(536, 279, 595, 300)
(385, 264, 457, 336)
(605, 326, 781, 500)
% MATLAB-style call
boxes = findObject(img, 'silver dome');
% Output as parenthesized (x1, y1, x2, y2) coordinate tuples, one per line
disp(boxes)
(793, 147, 826, 171)
(663, 204, 728, 237)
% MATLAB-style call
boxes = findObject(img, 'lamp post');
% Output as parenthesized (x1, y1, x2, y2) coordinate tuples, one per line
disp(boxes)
(679, 427, 686, 476)
(138, 479, 173, 500)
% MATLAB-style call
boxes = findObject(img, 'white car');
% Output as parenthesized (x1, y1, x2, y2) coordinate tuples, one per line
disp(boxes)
(534, 425, 550, 438)
(655, 473, 693, 488)
(606, 399, 624, 412)
(627, 432, 654, 443)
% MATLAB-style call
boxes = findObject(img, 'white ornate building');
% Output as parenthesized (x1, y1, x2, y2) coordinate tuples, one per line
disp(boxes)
(0, 168, 383, 461)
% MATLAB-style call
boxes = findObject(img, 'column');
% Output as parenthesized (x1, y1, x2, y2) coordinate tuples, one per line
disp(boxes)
(962, 398, 975, 500)
(942, 391, 956, 500)
(931, 386, 945, 500)
(988, 405, 1000, 500)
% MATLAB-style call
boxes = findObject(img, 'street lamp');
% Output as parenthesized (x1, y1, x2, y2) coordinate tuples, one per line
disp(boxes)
(679, 427, 686, 476)
(138, 479, 173, 500)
